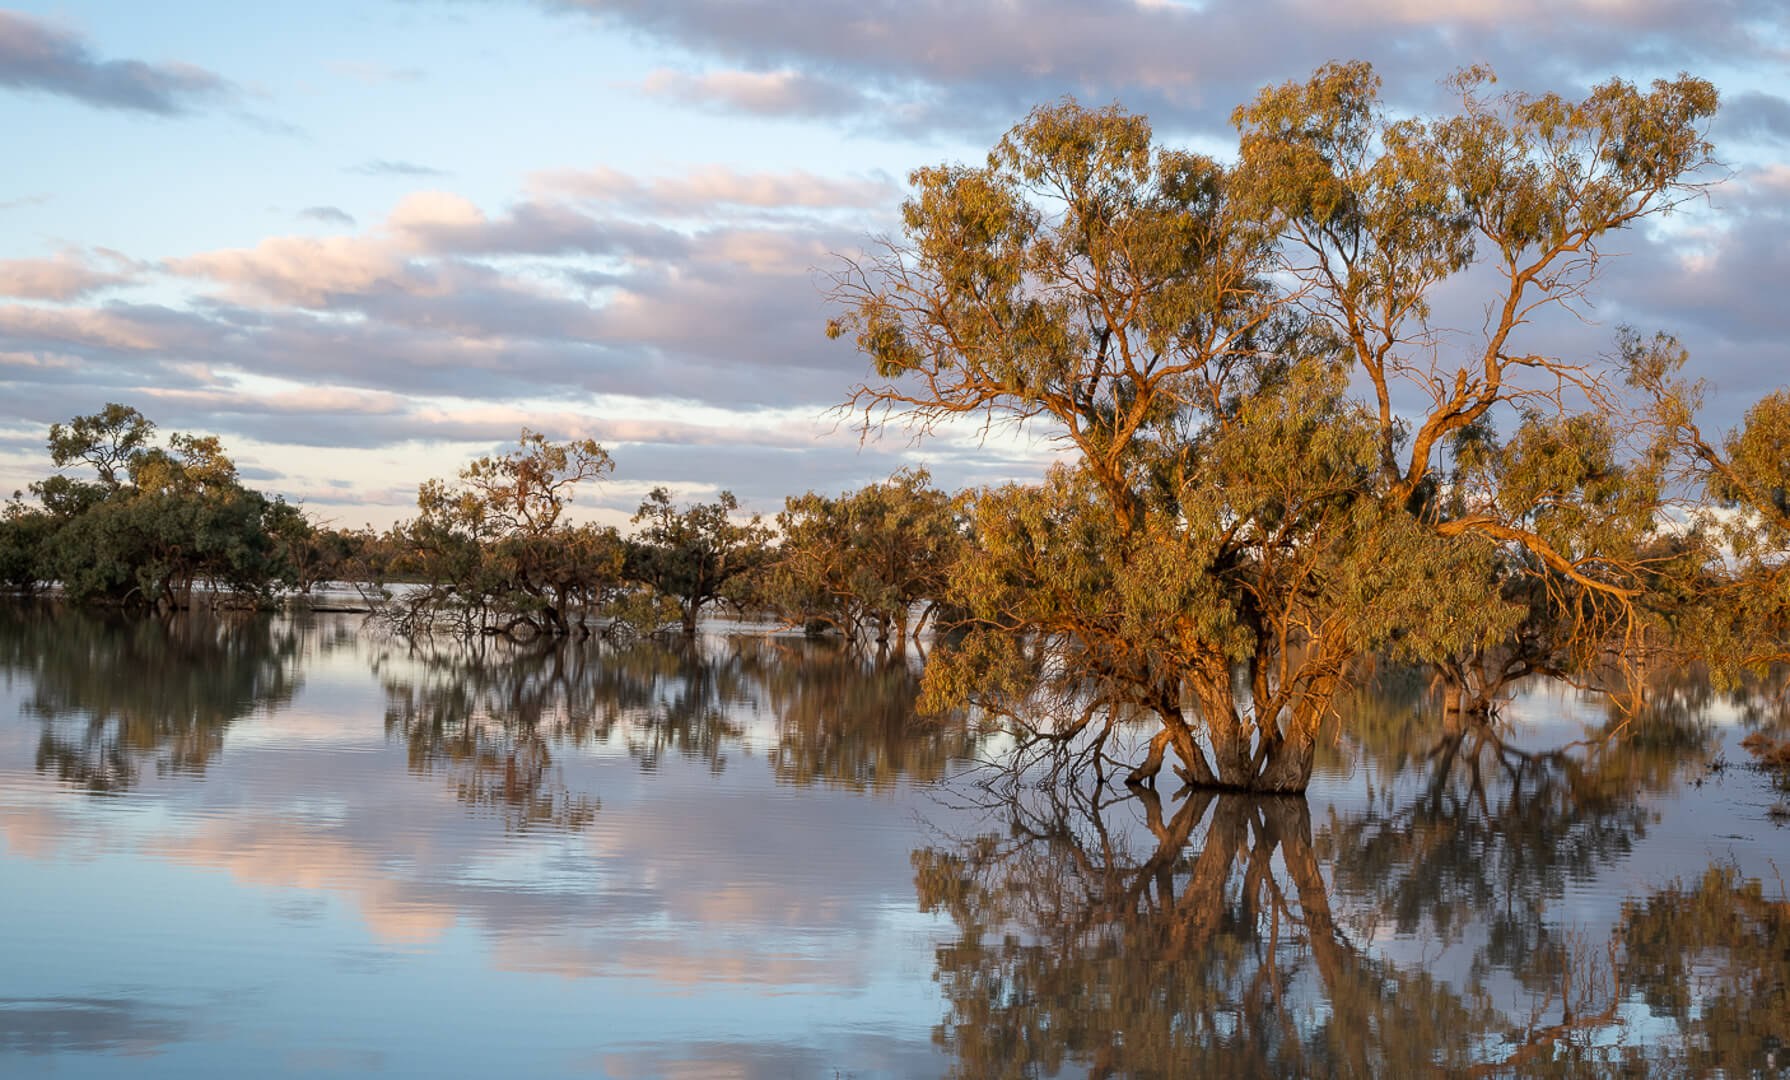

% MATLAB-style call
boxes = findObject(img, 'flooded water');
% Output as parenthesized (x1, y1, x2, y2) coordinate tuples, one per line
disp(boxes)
(0, 603, 1786, 1078)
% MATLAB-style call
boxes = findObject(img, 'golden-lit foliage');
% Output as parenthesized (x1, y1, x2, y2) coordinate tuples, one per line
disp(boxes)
(766, 467, 964, 645)
(829, 64, 1726, 791)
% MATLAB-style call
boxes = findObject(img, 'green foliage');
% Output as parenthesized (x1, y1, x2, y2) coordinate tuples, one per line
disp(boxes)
(51, 483, 291, 607)
(626, 488, 771, 636)
(393, 430, 623, 636)
(12, 406, 299, 608)
(1622, 327, 1790, 686)
(766, 468, 964, 644)
(45, 402, 154, 491)
(0, 498, 54, 593)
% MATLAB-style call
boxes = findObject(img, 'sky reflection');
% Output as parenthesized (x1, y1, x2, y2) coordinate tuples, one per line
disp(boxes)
(0, 606, 1786, 1077)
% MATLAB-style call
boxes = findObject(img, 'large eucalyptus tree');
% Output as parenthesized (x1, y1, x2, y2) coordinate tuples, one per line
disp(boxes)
(828, 63, 1719, 792)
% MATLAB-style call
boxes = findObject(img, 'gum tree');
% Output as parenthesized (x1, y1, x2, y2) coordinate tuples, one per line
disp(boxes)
(828, 65, 1718, 792)
(401, 429, 622, 636)
(767, 467, 964, 646)
(26, 407, 295, 609)
(1623, 329, 1790, 684)
(626, 488, 771, 637)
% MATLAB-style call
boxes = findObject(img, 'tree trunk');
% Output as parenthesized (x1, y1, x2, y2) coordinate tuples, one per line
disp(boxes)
(1129, 686, 1321, 794)
(1253, 730, 1317, 793)
(1126, 728, 1173, 786)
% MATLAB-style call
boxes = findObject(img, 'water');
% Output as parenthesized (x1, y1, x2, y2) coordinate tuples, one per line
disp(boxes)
(0, 603, 1786, 1078)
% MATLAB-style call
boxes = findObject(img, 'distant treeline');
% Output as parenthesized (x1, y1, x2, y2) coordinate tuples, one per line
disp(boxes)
(0, 404, 962, 647)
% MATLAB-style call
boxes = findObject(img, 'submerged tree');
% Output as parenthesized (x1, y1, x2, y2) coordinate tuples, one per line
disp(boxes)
(829, 65, 1719, 791)
(1411, 409, 1677, 715)
(766, 467, 964, 645)
(394, 430, 624, 636)
(22, 406, 296, 608)
(626, 488, 771, 636)
(1622, 328, 1790, 686)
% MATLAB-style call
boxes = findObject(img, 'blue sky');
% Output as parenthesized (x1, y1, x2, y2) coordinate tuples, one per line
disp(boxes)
(1, 0, 1787, 528)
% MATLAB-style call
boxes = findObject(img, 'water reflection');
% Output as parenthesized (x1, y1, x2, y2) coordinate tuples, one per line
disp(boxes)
(916, 692, 1787, 1078)
(1620, 865, 1790, 1076)
(1, 604, 985, 809)
(0, 603, 311, 792)
(376, 633, 982, 825)
(916, 788, 1495, 1078)
(1321, 711, 1696, 957)
(2, 606, 1786, 1077)
(0, 997, 189, 1057)
(754, 640, 986, 789)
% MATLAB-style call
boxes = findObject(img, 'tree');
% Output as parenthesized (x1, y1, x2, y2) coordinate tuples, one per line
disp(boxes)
(0, 497, 53, 593)
(33, 403, 156, 521)
(828, 66, 1719, 792)
(28, 407, 294, 609)
(45, 402, 154, 491)
(626, 488, 771, 636)
(767, 467, 964, 645)
(1623, 328, 1790, 686)
(397, 430, 622, 636)
(1406, 409, 1674, 714)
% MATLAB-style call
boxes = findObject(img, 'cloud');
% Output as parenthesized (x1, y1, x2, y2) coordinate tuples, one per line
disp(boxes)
(1607, 215, 1790, 353)
(637, 67, 866, 117)
(348, 159, 448, 177)
(298, 205, 357, 228)
(0, 250, 137, 301)
(0, 180, 858, 418)
(529, 164, 898, 215)
(550, 0, 1790, 137)
(164, 234, 427, 308)
(0, 10, 233, 115)
(162, 195, 697, 313)
(383, 191, 690, 258)
(0, 193, 50, 211)
(1718, 91, 1790, 145)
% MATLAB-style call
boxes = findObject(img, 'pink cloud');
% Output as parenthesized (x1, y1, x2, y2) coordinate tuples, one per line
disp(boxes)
(0, 250, 136, 301)
(530, 164, 898, 215)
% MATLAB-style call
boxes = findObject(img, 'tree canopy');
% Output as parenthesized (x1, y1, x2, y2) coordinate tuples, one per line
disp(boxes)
(828, 63, 1724, 792)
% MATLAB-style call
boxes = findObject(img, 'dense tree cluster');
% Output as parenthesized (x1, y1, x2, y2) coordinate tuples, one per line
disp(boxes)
(1, 404, 295, 608)
(764, 467, 964, 646)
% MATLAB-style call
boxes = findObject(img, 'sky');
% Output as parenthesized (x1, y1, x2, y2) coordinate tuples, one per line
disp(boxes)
(0, 0, 1787, 530)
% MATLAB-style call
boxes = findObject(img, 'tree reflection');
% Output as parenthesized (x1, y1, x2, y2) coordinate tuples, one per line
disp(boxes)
(1318, 707, 1700, 966)
(915, 787, 1493, 1078)
(1619, 865, 1790, 1076)
(0, 602, 307, 792)
(375, 632, 984, 826)
(915, 693, 1778, 1078)
(746, 638, 985, 790)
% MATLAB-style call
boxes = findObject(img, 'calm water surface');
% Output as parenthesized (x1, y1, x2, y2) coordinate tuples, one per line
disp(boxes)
(1, 603, 1786, 1078)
